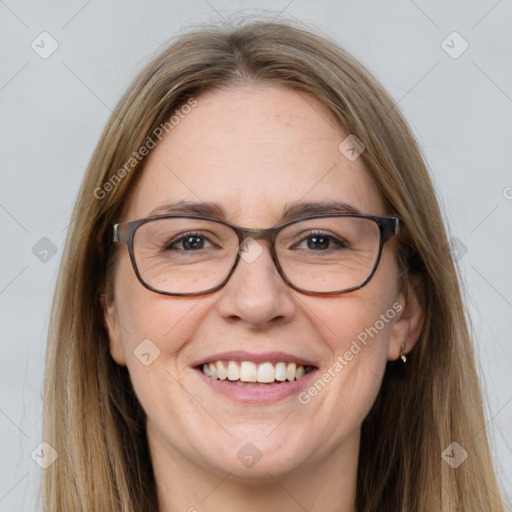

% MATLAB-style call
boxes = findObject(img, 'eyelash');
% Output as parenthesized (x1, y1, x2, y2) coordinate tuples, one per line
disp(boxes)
(165, 232, 216, 250)
(293, 230, 348, 250)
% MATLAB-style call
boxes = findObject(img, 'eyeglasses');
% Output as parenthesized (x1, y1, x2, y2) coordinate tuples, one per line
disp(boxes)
(109, 213, 401, 296)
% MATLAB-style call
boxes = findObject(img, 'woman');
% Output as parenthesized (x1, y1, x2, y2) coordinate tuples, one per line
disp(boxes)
(42, 20, 504, 511)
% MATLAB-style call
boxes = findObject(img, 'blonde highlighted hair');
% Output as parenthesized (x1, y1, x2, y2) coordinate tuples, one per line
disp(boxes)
(42, 20, 504, 511)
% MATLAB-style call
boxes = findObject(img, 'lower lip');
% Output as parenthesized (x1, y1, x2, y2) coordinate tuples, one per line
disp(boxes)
(194, 367, 318, 403)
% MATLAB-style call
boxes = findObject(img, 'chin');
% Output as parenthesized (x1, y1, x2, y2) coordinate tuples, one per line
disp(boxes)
(198, 433, 312, 480)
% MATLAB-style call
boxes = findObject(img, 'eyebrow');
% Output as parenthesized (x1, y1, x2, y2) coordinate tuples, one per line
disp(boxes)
(147, 199, 361, 221)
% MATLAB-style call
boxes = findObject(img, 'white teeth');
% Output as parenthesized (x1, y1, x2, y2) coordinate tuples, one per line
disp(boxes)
(286, 362, 296, 381)
(227, 361, 240, 381)
(257, 362, 275, 383)
(296, 365, 306, 379)
(216, 361, 228, 380)
(275, 362, 287, 381)
(201, 360, 310, 383)
(240, 361, 257, 382)
(208, 363, 218, 379)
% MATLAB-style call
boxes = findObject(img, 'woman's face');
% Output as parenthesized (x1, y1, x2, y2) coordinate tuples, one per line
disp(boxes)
(105, 84, 417, 481)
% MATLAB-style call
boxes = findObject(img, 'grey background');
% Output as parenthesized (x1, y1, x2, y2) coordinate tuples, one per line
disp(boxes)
(1, 1, 511, 510)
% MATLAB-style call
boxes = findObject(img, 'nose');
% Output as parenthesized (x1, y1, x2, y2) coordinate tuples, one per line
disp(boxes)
(215, 238, 297, 329)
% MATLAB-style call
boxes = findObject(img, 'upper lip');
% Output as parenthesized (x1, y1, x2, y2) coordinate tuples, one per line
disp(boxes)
(191, 350, 318, 368)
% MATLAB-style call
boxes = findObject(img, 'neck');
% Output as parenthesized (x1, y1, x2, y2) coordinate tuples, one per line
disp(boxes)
(149, 425, 359, 512)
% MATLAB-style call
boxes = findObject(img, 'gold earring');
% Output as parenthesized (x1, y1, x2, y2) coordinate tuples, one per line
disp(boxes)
(400, 343, 407, 363)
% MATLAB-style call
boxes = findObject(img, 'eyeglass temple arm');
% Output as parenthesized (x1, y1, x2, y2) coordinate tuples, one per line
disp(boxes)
(109, 224, 123, 244)
(374, 217, 402, 244)
(383, 217, 401, 240)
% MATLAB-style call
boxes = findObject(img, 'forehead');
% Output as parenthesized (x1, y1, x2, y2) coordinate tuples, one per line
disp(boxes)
(122, 84, 386, 225)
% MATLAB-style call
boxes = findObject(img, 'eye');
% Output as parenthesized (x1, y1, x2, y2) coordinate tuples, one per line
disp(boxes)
(295, 231, 348, 251)
(166, 232, 215, 251)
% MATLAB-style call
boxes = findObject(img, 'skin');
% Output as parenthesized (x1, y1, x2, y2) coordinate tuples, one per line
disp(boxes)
(104, 84, 424, 512)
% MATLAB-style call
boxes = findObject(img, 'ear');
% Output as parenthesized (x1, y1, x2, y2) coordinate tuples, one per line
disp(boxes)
(101, 293, 127, 366)
(388, 274, 424, 361)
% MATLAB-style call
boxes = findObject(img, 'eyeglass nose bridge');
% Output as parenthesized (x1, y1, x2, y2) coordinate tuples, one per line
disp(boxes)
(229, 227, 286, 288)
(235, 227, 283, 263)
(231, 224, 287, 274)
(237, 227, 277, 245)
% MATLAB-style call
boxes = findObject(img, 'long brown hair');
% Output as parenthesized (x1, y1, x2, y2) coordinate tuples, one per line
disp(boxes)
(42, 20, 505, 511)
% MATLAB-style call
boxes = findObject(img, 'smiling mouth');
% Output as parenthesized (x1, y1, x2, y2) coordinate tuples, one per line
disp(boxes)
(197, 360, 316, 386)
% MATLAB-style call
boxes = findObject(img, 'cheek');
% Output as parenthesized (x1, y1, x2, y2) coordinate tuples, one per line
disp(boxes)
(308, 241, 400, 344)
(110, 253, 205, 367)
(109, 264, 207, 430)
(301, 265, 399, 420)
(311, 289, 396, 360)
(304, 301, 393, 433)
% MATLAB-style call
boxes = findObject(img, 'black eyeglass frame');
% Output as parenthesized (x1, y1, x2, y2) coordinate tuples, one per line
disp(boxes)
(109, 213, 401, 297)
